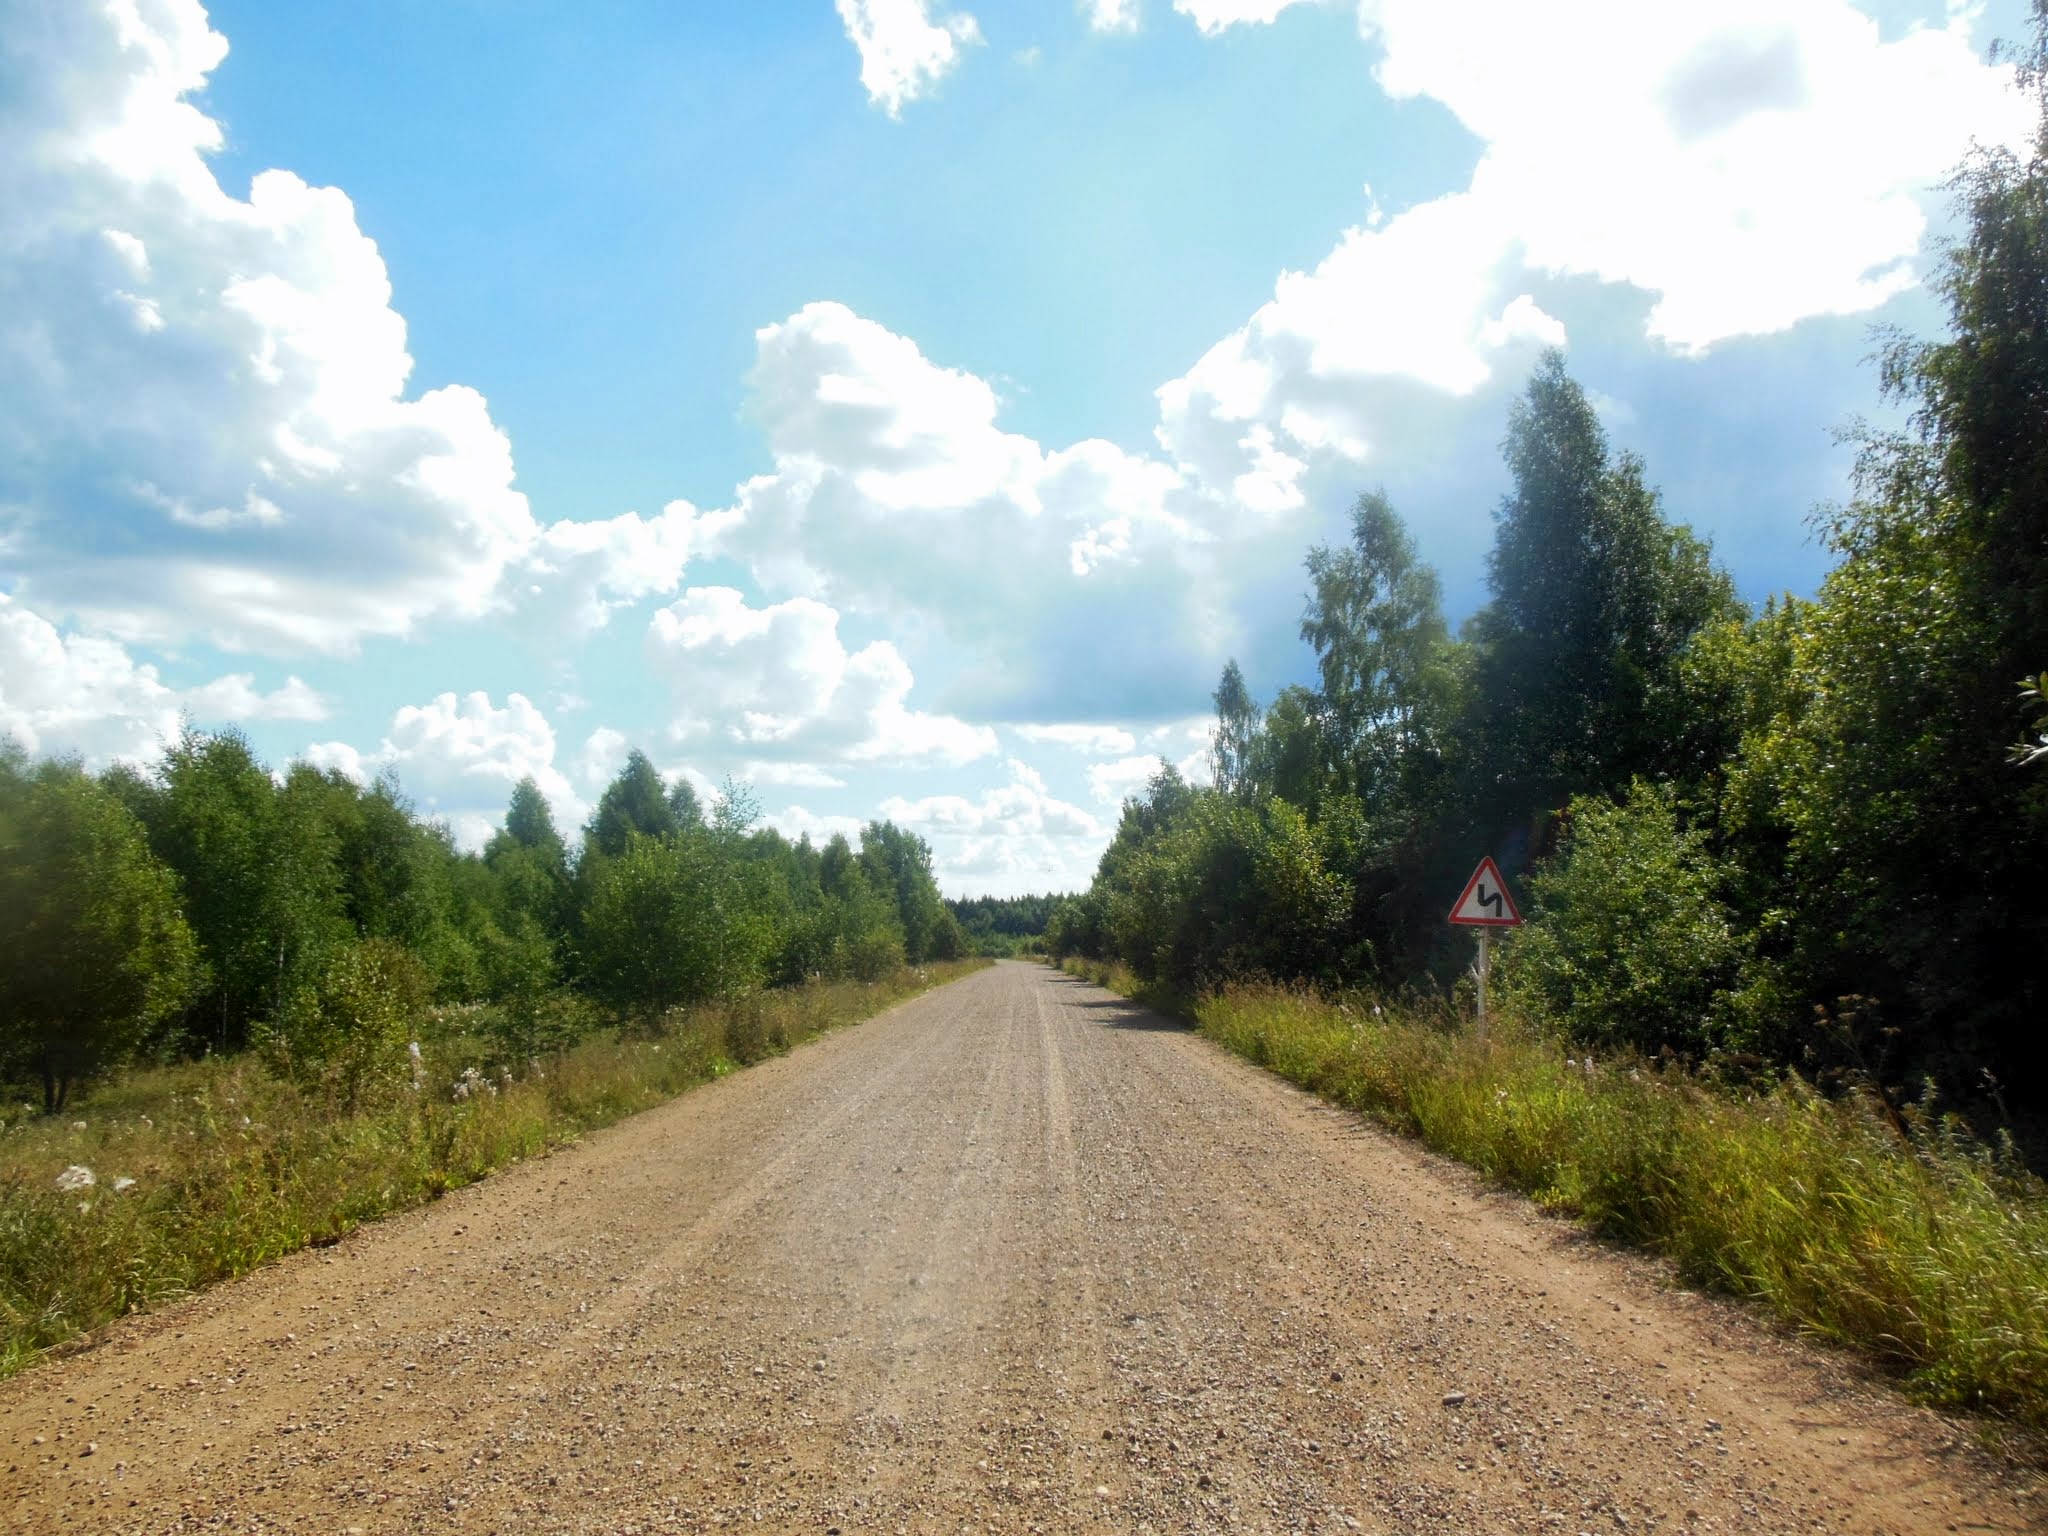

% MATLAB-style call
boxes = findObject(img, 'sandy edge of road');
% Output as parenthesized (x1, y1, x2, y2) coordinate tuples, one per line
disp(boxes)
(0, 960, 2040, 1535)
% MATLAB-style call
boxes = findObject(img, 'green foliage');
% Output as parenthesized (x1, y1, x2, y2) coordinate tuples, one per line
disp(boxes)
(0, 763, 201, 1111)
(262, 937, 429, 1111)
(2017, 672, 2048, 766)
(1471, 351, 1739, 820)
(579, 832, 777, 1017)
(1301, 489, 1453, 809)
(476, 914, 575, 1059)
(583, 749, 679, 860)
(141, 727, 350, 1052)
(1503, 782, 1746, 1056)
(858, 820, 954, 963)
(1065, 121, 2048, 1127)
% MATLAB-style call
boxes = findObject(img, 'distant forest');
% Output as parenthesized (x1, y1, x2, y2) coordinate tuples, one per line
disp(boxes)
(0, 735, 965, 1111)
(1052, 47, 2048, 1138)
(946, 893, 1063, 954)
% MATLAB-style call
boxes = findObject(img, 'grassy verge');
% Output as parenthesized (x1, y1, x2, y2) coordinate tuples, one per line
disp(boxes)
(1055, 958, 2048, 1436)
(0, 960, 988, 1378)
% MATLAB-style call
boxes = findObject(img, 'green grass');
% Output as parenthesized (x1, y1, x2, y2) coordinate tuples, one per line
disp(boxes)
(0, 961, 987, 1378)
(1057, 959, 2048, 1436)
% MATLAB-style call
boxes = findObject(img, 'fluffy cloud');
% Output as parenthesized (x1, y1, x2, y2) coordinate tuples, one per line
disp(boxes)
(512, 501, 740, 637)
(836, 0, 983, 116)
(302, 691, 595, 848)
(646, 586, 997, 767)
(1086, 754, 1170, 806)
(1155, 0, 2032, 504)
(0, 1, 710, 655)
(0, 594, 327, 766)
(879, 758, 1107, 894)
(1085, 0, 1143, 34)
(1360, 0, 2031, 349)
(701, 302, 1289, 719)
(1011, 722, 1139, 755)
(1085, 719, 1214, 804)
(1173, 0, 1321, 34)
(761, 804, 867, 847)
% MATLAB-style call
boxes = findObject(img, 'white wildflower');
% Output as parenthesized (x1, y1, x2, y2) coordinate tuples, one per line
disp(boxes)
(112, 1176, 136, 1193)
(70, 1120, 87, 1132)
(139, 1116, 153, 1129)
(55, 1165, 94, 1193)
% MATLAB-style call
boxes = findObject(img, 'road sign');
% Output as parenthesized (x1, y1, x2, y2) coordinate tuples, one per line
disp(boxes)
(1448, 857, 1521, 927)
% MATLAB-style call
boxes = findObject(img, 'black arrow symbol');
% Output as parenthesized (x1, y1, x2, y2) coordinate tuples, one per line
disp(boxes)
(1477, 883, 1503, 917)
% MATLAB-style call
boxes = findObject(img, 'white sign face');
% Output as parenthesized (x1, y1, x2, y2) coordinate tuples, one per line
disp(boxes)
(1448, 856, 1522, 927)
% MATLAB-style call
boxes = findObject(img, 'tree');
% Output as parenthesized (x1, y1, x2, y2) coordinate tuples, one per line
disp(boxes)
(1301, 490, 1451, 808)
(1471, 352, 1737, 824)
(490, 777, 569, 871)
(0, 764, 200, 1110)
(1210, 660, 1259, 799)
(144, 727, 346, 1052)
(858, 821, 951, 963)
(580, 835, 774, 1017)
(584, 750, 678, 860)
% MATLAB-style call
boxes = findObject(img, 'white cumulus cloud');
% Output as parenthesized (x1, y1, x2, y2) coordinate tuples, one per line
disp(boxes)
(646, 586, 997, 768)
(1085, 0, 1143, 34)
(699, 302, 1284, 719)
(0, 0, 716, 655)
(1011, 722, 1139, 755)
(836, 0, 983, 116)
(879, 758, 1107, 895)
(1173, 0, 1321, 34)
(1153, 0, 2033, 503)
(0, 594, 328, 767)
(301, 691, 592, 848)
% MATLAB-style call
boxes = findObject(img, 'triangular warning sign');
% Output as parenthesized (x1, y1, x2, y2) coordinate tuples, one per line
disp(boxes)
(1448, 856, 1522, 927)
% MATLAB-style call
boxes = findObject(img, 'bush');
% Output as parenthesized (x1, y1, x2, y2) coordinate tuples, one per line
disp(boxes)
(262, 938, 429, 1110)
(1503, 780, 1744, 1056)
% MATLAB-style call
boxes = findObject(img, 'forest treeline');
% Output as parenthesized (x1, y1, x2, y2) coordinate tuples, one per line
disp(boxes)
(1050, 69, 2048, 1132)
(945, 892, 1060, 954)
(0, 736, 966, 1112)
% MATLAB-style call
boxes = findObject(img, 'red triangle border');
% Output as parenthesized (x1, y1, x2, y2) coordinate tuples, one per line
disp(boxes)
(1448, 856, 1522, 927)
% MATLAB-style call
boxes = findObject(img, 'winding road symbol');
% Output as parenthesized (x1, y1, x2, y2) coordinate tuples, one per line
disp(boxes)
(1449, 857, 1522, 927)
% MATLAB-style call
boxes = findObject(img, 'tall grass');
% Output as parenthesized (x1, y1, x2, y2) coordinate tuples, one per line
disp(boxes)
(0, 961, 986, 1378)
(1060, 959, 2048, 1434)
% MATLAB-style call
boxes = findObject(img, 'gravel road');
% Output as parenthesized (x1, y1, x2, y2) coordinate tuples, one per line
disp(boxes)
(1, 961, 2035, 1534)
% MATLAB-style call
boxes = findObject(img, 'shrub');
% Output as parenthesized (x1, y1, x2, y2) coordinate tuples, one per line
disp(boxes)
(262, 938, 429, 1110)
(1504, 780, 1744, 1056)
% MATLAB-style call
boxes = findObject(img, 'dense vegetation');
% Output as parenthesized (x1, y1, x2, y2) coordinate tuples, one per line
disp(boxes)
(1050, 40, 2048, 1143)
(946, 892, 1062, 955)
(0, 735, 967, 1113)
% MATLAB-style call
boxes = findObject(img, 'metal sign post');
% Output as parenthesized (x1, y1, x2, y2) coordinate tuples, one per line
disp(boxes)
(1448, 856, 1521, 1040)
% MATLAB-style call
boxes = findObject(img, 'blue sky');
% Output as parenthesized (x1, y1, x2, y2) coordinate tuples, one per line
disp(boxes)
(0, 0, 2033, 894)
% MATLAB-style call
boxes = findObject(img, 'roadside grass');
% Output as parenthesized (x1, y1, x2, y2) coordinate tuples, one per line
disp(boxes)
(1055, 959, 2048, 1436)
(0, 960, 987, 1378)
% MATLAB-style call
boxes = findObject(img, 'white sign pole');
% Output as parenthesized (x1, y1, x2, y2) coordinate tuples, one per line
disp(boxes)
(1475, 930, 1490, 1041)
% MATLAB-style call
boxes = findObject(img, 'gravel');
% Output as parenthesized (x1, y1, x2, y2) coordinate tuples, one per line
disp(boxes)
(0, 961, 2033, 1533)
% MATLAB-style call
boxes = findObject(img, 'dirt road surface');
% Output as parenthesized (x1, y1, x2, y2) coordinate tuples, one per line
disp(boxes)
(1, 961, 2036, 1534)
